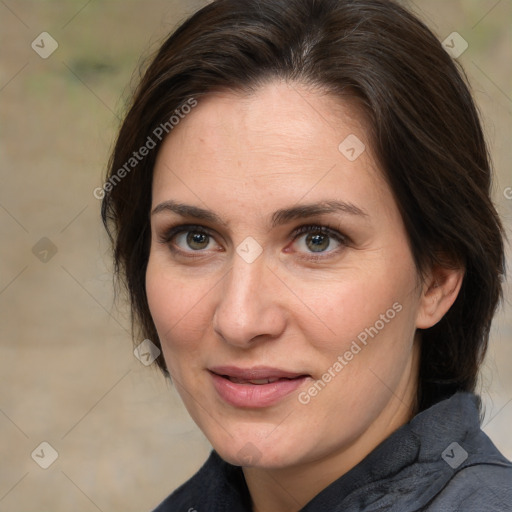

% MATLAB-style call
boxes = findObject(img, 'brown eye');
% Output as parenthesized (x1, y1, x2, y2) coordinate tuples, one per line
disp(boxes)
(168, 227, 221, 252)
(305, 233, 330, 252)
(186, 231, 210, 250)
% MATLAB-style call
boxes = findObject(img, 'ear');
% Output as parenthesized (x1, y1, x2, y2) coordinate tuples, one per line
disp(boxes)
(415, 264, 464, 329)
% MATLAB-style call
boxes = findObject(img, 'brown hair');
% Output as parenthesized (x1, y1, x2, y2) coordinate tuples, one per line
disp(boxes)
(101, 0, 505, 411)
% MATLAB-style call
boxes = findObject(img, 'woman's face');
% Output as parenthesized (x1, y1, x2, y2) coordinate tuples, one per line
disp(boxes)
(147, 82, 427, 470)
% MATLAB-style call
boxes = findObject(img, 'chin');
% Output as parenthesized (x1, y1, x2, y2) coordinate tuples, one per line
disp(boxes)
(209, 428, 307, 469)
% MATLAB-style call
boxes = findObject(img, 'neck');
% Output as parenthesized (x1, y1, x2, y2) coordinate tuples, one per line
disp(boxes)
(243, 346, 419, 512)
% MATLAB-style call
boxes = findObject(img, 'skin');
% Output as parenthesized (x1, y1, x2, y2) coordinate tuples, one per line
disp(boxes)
(146, 81, 463, 512)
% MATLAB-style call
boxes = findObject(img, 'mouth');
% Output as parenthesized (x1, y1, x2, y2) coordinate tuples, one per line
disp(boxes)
(208, 366, 311, 408)
(224, 376, 291, 385)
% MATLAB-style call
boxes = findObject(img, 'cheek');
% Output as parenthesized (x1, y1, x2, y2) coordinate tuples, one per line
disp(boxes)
(145, 256, 214, 358)
(297, 259, 417, 355)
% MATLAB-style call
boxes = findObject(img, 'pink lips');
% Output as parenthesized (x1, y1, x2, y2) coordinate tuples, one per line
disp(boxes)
(209, 366, 310, 408)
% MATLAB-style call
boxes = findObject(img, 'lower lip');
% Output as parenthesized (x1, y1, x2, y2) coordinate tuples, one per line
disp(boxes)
(210, 372, 309, 408)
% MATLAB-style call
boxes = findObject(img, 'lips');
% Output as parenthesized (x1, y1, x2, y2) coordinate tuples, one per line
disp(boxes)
(209, 366, 310, 408)
(210, 366, 308, 380)
(227, 376, 281, 385)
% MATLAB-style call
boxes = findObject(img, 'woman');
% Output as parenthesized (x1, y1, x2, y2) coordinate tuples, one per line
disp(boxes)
(101, 0, 512, 510)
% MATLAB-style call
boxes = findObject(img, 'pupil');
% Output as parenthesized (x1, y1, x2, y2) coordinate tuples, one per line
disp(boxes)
(306, 233, 329, 252)
(187, 231, 208, 250)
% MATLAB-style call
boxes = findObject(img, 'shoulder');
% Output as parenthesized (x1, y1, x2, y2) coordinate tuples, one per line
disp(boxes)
(426, 462, 512, 511)
(408, 393, 512, 511)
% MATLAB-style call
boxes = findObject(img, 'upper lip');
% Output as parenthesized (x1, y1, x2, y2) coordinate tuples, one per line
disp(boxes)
(209, 366, 309, 380)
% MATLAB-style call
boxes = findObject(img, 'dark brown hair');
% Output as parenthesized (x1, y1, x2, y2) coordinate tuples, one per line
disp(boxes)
(101, 0, 505, 411)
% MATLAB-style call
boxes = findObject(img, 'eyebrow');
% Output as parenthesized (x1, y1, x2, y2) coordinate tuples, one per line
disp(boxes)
(151, 200, 226, 225)
(270, 201, 367, 226)
(151, 199, 368, 227)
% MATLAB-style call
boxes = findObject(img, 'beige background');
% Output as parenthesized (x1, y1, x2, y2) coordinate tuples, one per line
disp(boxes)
(0, 1, 511, 511)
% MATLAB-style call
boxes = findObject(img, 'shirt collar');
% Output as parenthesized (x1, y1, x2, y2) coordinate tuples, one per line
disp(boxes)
(203, 393, 507, 511)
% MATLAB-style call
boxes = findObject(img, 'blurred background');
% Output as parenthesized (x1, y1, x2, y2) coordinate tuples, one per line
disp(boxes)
(0, 1, 511, 510)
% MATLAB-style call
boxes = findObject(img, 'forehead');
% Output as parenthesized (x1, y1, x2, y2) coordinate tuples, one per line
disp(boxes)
(152, 81, 388, 214)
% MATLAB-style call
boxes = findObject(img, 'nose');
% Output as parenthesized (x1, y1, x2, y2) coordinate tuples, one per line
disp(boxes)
(212, 255, 287, 348)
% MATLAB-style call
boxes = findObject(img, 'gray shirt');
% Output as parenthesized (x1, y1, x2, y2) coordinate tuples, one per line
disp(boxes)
(152, 392, 512, 511)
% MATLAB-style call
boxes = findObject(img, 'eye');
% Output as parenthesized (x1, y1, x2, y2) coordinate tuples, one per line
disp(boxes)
(290, 225, 347, 256)
(159, 225, 222, 254)
(178, 230, 212, 251)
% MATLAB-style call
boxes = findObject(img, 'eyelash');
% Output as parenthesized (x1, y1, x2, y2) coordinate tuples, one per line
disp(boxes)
(158, 224, 214, 259)
(288, 224, 348, 260)
(158, 223, 349, 260)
